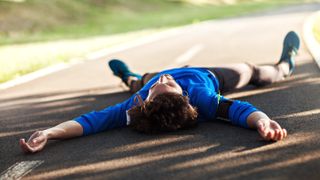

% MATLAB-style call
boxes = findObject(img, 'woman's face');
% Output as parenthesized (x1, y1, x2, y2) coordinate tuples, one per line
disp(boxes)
(146, 74, 183, 101)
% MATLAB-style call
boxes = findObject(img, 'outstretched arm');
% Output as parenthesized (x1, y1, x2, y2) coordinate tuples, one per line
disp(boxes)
(20, 120, 83, 153)
(20, 95, 135, 153)
(247, 111, 287, 141)
(219, 98, 287, 141)
(216, 98, 287, 141)
(189, 87, 288, 141)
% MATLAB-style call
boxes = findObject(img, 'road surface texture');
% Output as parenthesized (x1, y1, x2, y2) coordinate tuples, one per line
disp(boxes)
(1, 3, 320, 180)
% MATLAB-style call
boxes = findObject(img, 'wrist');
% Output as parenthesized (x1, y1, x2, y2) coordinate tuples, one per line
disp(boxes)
(247, 111, 270, 129)
(42, 129, 52, 140)
(254, 118, 270, 128)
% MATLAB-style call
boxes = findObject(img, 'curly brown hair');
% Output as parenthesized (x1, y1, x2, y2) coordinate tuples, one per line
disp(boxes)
(128, 92, 198, 134)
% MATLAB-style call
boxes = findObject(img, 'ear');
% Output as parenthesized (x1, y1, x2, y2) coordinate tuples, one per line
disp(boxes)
(183, 90, 189, 96)
(134, 94, 145, 106)
(188, 104, 195, 110)
(188, 104, 198, 118)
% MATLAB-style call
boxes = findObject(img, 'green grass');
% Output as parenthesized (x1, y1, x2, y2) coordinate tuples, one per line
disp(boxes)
(0, 29, 162, 83)
(0, 0, 313, 45)
(0, 0, 318, 83)
(313, 13, 320, 43)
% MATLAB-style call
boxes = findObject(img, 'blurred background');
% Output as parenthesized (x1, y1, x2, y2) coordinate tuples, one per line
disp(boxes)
(0, 0, 319, 84)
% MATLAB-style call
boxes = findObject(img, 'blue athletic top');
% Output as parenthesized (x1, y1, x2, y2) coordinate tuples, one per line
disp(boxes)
(74, 67, 258, 136)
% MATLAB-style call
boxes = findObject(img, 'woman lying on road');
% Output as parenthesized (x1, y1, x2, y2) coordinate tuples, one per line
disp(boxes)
(20, 31, 300, 153)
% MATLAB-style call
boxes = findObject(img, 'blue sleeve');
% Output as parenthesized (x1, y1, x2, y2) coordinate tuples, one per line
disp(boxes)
(188, 86, 220, 120)
(227, 99, 259, 128)
(73, 96, 134, 136)
(188, 86, 259, 128)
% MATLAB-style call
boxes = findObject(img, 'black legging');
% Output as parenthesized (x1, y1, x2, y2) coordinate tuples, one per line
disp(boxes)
(129, 62, 289, 94)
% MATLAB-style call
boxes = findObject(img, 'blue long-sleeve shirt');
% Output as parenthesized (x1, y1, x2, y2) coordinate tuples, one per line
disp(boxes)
(74, 67, 258, 136)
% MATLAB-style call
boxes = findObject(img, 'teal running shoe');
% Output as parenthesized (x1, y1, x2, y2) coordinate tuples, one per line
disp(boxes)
(108, 59, 142, 85)
(277, 31, 300, 75)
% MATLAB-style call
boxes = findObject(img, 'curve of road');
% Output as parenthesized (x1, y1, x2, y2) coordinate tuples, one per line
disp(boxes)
(1, 3, 320, 180)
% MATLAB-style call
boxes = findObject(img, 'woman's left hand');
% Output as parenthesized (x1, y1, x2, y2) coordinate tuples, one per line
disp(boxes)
(20, 131, 48, 153)
(256, 119, 287, 141)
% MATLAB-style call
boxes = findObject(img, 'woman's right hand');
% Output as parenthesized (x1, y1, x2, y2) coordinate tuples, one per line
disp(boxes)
(20, 131, 48, 153)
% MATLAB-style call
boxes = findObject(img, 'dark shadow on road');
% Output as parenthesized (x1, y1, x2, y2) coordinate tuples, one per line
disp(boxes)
(0, 60, 319, 179)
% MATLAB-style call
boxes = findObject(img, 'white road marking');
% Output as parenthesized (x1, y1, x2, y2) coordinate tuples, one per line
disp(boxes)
(275, 109, 320, 119)
(0, 26, 190, 90)
(0, 20, 211, 90)
(0, 160, 43, 180)
(0, 62, 77, 90)
(175, 44, 204, 64)
(86, 28, 184, 61)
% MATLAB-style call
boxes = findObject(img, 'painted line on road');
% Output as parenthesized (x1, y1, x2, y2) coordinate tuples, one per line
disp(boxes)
(275, 108, 320, 119)
(86, 28, 184, 61)
(0, 26, 188, 90)
(175, 44, 204, 64)
(0, 20, 213, 90)
(0, 61, 81, 90)
(0, 160, 43, 180)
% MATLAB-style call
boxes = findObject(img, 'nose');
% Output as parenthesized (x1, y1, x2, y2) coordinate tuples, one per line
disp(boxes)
(159, 75, 169, 83)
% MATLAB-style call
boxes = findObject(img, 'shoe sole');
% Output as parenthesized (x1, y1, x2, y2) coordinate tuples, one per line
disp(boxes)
(108, 59, 129, 77)
(279, 31, 300, 74)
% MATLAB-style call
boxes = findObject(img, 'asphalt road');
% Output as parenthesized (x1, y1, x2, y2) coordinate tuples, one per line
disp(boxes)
(1, 3, 320, 180)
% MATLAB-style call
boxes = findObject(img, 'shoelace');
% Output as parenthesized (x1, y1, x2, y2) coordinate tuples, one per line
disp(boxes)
(288, 45, 298, 57)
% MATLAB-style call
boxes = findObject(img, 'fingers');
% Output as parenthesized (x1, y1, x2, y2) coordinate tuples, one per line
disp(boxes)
(272, 129, 279, 141)
(20, 138, 35, 153)
(266, 131, 273, 141)
(262, 129, 279, 141)
(269, 129, 280, 141)
(20, 138, 28, 153)
(20, 137, 44, 153)
(276, 128, 288, 141)
(278, 129, 283, 140)
(283, 128, 287, 138)
(277, 129, 282, 140)
(257, 121, 268, 138)
(257, 119, 288, 141)
(32, 135, 45, 144)
(265, 120, 288, 141)
(258, 128, 272, 141)
(271, 121, 282, 130)
(256, 121, 265, 132)
(20, 131, 47, 154)
(268, 128, 288, 141)
(27, 131, 40, 143)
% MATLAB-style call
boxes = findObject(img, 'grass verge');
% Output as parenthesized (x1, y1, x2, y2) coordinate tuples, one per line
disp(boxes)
(313, 12, 320, 43)
(0, 0, 317, 83)
(0, 0, 313, 45)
